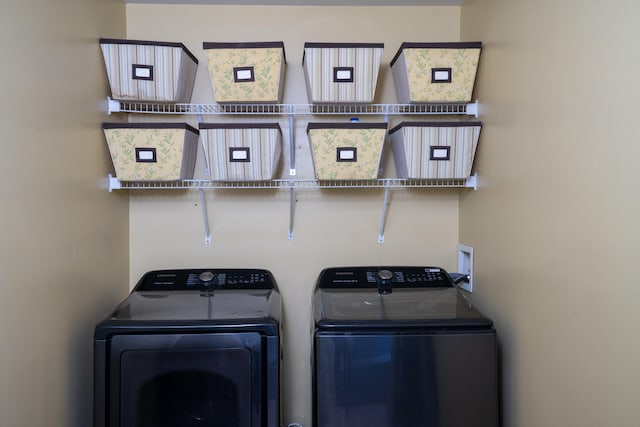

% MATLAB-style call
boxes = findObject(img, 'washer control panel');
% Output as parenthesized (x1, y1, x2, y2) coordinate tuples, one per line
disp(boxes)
(317, 266, 454, 289)
(134, 269, 276, 291)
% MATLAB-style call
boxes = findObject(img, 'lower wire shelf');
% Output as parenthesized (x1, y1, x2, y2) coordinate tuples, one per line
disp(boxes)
(108, 174, 476, 245)
(108, 175, 477, 191)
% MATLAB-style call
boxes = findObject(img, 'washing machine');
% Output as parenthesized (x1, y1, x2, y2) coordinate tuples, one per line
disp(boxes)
(312, 266, 498, 427)
(94, 268, 281, 427)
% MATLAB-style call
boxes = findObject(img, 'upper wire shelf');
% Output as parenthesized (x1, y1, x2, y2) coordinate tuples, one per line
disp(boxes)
(107, 98, 478, 117)
(108, 175, 477, 192)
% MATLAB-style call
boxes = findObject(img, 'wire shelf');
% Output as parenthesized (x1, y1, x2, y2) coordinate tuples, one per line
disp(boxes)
(108, 99, 478, 117)
(109, 176, 477, 191)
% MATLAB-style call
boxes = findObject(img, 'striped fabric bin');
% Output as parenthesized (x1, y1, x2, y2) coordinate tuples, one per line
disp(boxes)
(303, 43, 384, 104)
(389, 121, 481, 179)
(102, 123, 199, 181)
(307, 122, 387, 180)
(390, 42, 482, 103)
(202, 42, 286, 104)
(99, 38, 198, 103)
(198, 123, 282, 181)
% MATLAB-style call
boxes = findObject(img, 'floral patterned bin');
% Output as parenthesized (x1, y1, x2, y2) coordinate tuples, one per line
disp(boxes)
(307, 122, 387, 180)
(389, 121, 481, 179)
(390, 42, 482, 103)
(99, 38, 199, 103)
(203, 42, 286, 104)
(198, 123, 282, 181)
(102, 123, 199, 181)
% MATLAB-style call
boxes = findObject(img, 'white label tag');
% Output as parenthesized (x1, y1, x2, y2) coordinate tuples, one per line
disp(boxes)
(434, 70, 450, 81)
(134, 67, 151, 79)
(339, 150, 355, 160)
(236, 69, 252, 81)
(137, 150, 155, 160)
(232, 150, 248, 160)
(336, 69, 352, 80)
(432, 148, 449, 159)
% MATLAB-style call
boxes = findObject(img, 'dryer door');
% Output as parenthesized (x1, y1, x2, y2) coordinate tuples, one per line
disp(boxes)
(109, 332, 263, 427)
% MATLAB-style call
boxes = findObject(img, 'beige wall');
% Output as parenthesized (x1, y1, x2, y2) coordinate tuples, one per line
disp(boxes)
(125, 5, 462, 425)
(4, 1, 637, 426)
(0, 1, 129, 427)
(461, 0, 640, 426)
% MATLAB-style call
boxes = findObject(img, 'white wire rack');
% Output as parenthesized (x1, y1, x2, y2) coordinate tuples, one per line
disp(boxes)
(107, 98, 478, 117)
(105, 98, 480, 243)
(108, 176, 477, 191)
(109, 174, 476, 244)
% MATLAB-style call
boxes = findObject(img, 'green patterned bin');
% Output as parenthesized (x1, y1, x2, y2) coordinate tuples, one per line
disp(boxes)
(307, 122, 387, 180)
(103, 123, 199, 181)
(203, 42, 286, 104)
(390, 42, 482, 103)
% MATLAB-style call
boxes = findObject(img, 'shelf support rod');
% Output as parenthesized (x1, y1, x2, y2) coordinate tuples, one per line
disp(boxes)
(288, 105, 296, 176)
(196, 105, 211, 177)
(288, 188, 295, 240)
(199, 188, 212, 245)
(378, 183, 391, 243)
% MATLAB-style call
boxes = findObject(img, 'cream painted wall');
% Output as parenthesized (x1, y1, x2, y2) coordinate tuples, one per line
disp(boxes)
(460, 0, 640, 426)
(0, 1, 129, 427)
(124, 5, 462, 425)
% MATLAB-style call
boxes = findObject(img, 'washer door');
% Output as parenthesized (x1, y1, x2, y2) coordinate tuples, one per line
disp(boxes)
(314, 331, 498, 427)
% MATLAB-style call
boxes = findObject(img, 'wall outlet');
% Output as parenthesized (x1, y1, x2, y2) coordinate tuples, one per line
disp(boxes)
(457, 244, 474, 293)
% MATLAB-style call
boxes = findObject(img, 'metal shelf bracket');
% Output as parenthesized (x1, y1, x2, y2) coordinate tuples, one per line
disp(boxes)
(108, 174, 121, 192)
(288, 188, 295, 240)
(199, 188, 212, 245)
(107, 97, 121, 115)
(378, 183, 391, 243)
(466, 100, 479, 118)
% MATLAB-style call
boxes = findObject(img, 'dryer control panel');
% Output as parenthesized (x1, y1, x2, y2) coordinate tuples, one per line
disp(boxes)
(317, 266, 454, 289)
(134, 269, 276, 291)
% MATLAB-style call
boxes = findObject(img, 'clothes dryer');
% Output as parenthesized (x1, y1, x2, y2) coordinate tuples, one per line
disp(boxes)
(94, 268, 281, 427)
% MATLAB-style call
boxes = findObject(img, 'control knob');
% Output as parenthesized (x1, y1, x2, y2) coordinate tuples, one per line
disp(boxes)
(377, 269, 394, 295)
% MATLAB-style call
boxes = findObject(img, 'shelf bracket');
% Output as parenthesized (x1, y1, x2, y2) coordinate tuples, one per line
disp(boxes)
(288, 105, 296, 176)
(107, 97, 120, 115)
(199, 188, 212, 245)
(466, 100, 479, 118)
(108, 174, 121, 192)
(288, 188, 295, 240)
(378, 183, 391, 243)
(465, 173, 478, 190)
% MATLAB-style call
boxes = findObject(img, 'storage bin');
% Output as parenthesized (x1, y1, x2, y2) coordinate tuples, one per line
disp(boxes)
(389, 121, 481, 179)
(390, 42, 482, 103)
(203, 42, 286, 104)
(103, 123, 199, 181)
(303, 43, 384, 104)
(99, 38, 198, 103)
(307, 122, 387, 180)
(198, 123, 282, 181)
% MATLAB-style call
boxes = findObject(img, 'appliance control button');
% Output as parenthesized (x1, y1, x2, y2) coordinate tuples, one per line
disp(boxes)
(198, 271, 215, 283)
(378, 269, 394, 281)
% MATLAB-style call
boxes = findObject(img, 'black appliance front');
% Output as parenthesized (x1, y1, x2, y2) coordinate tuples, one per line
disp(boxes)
(94, 269, 281, 427)
(312, 266, 499, 427)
